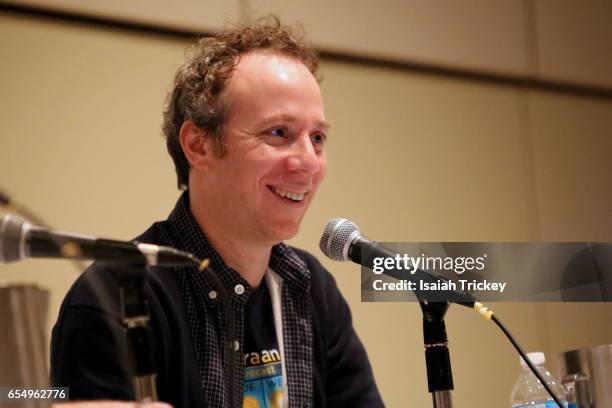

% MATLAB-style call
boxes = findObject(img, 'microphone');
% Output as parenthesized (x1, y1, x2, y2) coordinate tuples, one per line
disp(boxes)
(319, 218, 476, 307)
(0, 214, 200, 267)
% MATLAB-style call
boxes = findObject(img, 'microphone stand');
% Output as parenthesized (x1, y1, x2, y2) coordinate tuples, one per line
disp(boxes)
(115, 265, 158, 402)
(419, 300, 454, 408)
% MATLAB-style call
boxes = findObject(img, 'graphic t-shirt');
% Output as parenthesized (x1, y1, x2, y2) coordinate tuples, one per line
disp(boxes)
(242, 279, 284, 408)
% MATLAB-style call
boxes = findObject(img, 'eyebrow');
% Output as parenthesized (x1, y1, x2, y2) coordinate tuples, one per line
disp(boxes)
(257, 114, 331, 131)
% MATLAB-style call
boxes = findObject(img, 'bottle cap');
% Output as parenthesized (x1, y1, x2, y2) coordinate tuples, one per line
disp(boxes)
(520, 351, 545, 367)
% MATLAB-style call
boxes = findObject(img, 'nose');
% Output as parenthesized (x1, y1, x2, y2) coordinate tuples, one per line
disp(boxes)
(286, 134, 321, 175)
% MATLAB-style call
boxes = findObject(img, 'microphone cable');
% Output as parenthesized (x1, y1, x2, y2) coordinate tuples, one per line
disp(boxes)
(471, 303, 565, 407)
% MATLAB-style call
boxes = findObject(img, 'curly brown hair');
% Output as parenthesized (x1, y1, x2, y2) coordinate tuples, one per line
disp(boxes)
(162, 16, 320, 190)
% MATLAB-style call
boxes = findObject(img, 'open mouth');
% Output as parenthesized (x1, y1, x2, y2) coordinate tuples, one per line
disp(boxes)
(268, 186, 306, 202)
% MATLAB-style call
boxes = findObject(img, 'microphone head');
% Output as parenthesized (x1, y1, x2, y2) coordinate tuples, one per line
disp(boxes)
(319, 218, 361, 262)
(0, 214, 28, 263)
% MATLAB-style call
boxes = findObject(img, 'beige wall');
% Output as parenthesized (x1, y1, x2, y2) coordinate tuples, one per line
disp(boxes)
(0, 12, 611, 407)
(4, 0, 612, 87)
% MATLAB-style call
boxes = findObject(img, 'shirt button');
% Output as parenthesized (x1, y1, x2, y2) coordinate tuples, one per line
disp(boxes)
(234, 284, 245, 295)
(233, 340, 240, 351)
(208, 290, 217, 300)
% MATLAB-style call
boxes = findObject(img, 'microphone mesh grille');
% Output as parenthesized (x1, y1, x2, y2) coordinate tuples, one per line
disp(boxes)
(319, 218, 360, 261)
(0, 214, 25, 263)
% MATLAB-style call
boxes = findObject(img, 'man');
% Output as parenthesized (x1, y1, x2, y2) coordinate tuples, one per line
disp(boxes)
(51, 18, 383, 408)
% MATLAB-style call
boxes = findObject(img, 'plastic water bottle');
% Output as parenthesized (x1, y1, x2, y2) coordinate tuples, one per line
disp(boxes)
(510, 351, 573, 408)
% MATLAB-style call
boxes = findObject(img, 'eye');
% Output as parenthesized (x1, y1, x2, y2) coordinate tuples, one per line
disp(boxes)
(262, 127, 291, 146)
(311, 133, 327, 149)
(269, 127, 287, 137)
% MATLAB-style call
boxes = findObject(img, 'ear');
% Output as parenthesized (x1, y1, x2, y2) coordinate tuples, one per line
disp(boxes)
(179, 120, 214, 171)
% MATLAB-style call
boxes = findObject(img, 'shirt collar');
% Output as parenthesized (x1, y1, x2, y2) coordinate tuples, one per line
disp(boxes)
(166, 191, 310, 304)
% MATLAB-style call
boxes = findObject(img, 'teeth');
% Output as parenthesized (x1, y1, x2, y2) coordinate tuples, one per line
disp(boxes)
(273, 188, 305, 202)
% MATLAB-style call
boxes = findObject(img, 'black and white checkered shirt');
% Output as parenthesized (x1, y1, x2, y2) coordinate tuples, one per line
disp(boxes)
(158, 192, 313, 407)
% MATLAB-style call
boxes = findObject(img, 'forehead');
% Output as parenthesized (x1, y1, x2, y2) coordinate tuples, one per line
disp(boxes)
(232, 51, 315, 87)
(222, 51, 323, 115)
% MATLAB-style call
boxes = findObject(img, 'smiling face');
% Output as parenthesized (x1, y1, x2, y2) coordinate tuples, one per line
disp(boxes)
(197, 51, 329, 245)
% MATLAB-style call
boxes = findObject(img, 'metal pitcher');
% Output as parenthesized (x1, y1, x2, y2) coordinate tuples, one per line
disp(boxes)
(557, 344, 612, 408)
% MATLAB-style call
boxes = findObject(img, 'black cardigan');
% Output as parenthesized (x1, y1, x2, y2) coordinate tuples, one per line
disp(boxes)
(50, 222, 384, 407)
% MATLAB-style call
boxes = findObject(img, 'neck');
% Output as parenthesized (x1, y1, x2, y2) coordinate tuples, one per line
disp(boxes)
(188, 189, 271, 288)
